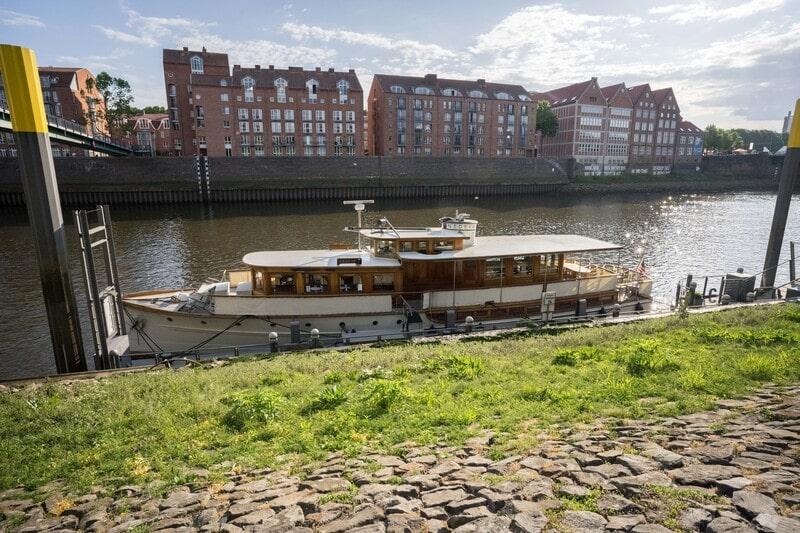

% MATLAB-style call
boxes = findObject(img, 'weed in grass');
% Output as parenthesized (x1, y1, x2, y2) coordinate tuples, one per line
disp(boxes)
(303, 385, 349, 414)
(736, 355, 780, 380)
(323, 371, 346, 384)
(129, 524, 151, 533)
(357, 367, 393, 382)
(620, 339, 680, 376)
(445, 354, 486, 379)
(318, 489, 356, 505)
(553, 347, 603, 366)
(361, 379, 408, 414)
(261, 372, 288, 386)
(517, 385, 557, 402)
(221, 388, 283, 430)
(558, 487, 601, 512)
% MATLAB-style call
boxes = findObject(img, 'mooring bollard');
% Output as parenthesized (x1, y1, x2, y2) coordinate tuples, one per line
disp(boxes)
(233, 346, 240, 357)
(310, 328, 321, 348)
(465, 316, 474, 333)
(269, 331, 278, 353)
(612, 303, 621, 317)
(721, 294, 731, 305)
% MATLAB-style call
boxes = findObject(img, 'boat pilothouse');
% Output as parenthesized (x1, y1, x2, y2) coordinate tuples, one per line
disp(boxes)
(124, 204, 652, 354)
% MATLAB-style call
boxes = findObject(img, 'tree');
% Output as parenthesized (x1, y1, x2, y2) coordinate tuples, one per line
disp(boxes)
(704, 124, 744, 152)
(732, 128, 785, 152)
(535, 100, 558, 137)
(84, 72, 137, 136)
(141, 105, 167, 114)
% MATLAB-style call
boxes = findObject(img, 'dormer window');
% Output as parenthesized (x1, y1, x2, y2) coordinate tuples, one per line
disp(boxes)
(242, 77, 255, 102)
(190, 56, 203, 74)
(337, 79, 349, 100)
(468, 90, 487, 98)
(275, 77, 287, 103)
(306, 79, 319, 101)
(220, 79, 228, 87)
(389, 85, 406, 94)
(414, 87, 434, 95)
(442, 88, 462, 97)
(495, 92, 511, 100)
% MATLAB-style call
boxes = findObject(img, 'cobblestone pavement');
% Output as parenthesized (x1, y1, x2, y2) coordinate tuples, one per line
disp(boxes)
(1, 384, 798, 532)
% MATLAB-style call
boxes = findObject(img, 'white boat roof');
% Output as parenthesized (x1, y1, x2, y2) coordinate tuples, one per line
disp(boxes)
(243, 249, 400, 269)
(242, 234, 621, 268)
(398, 234, 622, 260)
(359, 227, 464, 239)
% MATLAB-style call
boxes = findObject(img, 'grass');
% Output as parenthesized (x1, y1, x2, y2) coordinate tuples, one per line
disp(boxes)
(1, 304, 799, 495)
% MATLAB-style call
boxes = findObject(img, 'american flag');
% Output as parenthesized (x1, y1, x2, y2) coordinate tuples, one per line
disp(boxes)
(635, 259, 648, 276)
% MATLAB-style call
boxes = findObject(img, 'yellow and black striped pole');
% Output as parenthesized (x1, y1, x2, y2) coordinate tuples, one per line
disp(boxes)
(762, 98, 800, 290)
(0, 44, 86, 373)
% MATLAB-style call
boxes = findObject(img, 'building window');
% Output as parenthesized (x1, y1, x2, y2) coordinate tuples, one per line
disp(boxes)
(275, 78, 287, 103)
(306, 79, 319, 102)
(190, 56, 203, 74)
(337, 79, 349, 100)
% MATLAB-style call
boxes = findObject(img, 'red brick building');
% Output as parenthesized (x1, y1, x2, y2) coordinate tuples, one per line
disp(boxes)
(0, 66, 107, 157)
(368, 74, 535, 157)
(163, 47, 363, 157)
(674, 120, 704, 169)
(128, 113, 175, 156)
(651, 87, 680, 174)
(533, 77, 631, 175)
(626, 83, 656, 174)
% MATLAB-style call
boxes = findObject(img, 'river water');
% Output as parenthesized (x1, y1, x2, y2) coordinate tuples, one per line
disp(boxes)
(0, 191, 797, 380)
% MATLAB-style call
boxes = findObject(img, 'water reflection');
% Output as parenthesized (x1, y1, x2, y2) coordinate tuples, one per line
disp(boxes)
(0, 191, 797, 379)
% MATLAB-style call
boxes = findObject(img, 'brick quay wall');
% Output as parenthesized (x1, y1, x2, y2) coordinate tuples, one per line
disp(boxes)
(0, 153, 787, 207)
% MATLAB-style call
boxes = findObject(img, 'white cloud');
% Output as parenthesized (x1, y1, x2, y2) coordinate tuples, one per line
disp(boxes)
(93, 25, 159, 46)
(179, 33, 335, 69)
(0, 9, 45, 27)
(281, 22, 464, 74)
(649, 0, 784, 25)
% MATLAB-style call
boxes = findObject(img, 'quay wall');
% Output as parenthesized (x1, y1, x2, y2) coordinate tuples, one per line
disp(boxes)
(0, 156, 570, 206)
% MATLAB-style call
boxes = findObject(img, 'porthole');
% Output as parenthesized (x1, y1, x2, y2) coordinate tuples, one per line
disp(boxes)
(166, 317, 173, 322)
(372, 320, 378, 326)
(339, 322, 346, 328)
(305, 322, 311, 327)
(200, 320, 207, 325)
(396, 319, 403, 325)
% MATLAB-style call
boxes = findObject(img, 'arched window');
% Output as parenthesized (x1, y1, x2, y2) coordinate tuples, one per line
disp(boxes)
(518, 94, 530, 101)
(275, 78, 287, 103)
(441, 88, 462, 97)
(337, 79, 350, 100)
(306, 78, 319, 101)
(219, 79, 228, 87)
(389, 85, 406, 94)
(468, 90, 487, 98)
(413, 86, 434, 95)
(190, 56, 203, 74)
(241, 76, 255, 89)
(495, 92, 511, 100)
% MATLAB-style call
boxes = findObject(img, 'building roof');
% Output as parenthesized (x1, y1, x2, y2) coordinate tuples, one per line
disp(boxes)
(600, 83, 625, 100)
(130, 114, 169, 129)
(652, 88, 673, 105)
(678, 120, 702, 133)
(230, 65, 362, 91)
(163, 48, 230, 67)
(626, 83, 651, 103)
(533, 78, 599, 106)
(373, 74, 530, 101)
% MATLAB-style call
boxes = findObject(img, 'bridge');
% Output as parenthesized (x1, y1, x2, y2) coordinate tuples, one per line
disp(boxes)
(0, 100, 133, 156)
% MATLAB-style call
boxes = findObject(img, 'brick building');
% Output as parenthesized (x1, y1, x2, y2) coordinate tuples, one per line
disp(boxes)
(368, 74, 535, 157)
(0, 66, 107, 157)
(163, 47, 363, 157)
(674, 120, 704, 169)
(626, 83, 656, 174)
(128, 113, 175, 156)
(532, 77, 631, 175)
(651, 88, 680, 174)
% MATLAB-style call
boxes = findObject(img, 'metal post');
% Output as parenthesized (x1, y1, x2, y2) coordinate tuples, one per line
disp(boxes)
(790, 241, 797, 286)
(0, 44, 86, 373)
(762, 99, 800, 288)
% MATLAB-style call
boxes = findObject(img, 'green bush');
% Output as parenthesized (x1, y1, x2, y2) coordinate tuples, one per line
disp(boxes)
(736, 355, 779, 380)
(361, 379, 408, 414)
(621, 339, 679, 376)
(222, 388, 284, 430)
(323, 371, 346, 384)
(518, 385, 557, 402)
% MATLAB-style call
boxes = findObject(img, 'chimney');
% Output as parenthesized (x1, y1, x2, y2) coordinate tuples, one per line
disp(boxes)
(202, 47, 207, 53)
(255, 64, 260, 70)
(182, 46, 188, 52)
(591, 76, 597, 83)
(315, 67, 321, 72)
(269, 65, 274, 70)
(424, 73, 437, 83)
(328, 67, 334, 72)
(348, 68, 355, 74)
(233, 64, 241, 69)
(477, 78, 486, 85)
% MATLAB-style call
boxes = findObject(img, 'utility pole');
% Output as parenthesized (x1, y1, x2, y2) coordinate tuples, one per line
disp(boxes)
(0, 44, 87, 373)
(762, 98, 800, 289)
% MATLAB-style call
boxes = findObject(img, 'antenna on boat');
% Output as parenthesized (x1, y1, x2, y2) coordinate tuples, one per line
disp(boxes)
(343, 199, 374, 250)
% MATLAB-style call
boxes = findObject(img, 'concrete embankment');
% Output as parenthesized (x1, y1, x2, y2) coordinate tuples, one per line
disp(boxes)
(562, 178, 779, 195)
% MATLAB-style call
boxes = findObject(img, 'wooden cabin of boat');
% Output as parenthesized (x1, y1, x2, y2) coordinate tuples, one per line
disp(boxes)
(221, 214, 636, 322)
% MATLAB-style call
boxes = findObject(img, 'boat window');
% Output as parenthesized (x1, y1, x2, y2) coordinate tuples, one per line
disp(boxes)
(254, 270, 265, 290)
(305, 273, 330, 294)
(417, 240, 428, 253)
(339, 274, 363, 293)
(374, 239, 395, 254)
(485, 257, 503, 278)
(400, 241, 414, 252)
(513, 256, 532, 275)
(435, 240, 455, 251)
(271, 273, 296, 293)
(537, 254, 559, 274)
(373, 273, 395, 291)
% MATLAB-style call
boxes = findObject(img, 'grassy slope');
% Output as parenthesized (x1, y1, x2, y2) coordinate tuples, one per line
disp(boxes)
(1, 305, 799, 494)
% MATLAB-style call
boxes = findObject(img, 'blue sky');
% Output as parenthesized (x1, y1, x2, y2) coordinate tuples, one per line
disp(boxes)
(2, 0, 798, 129)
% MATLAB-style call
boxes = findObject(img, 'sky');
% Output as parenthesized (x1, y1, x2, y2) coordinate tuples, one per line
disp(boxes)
(2, 0, 798, 130)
